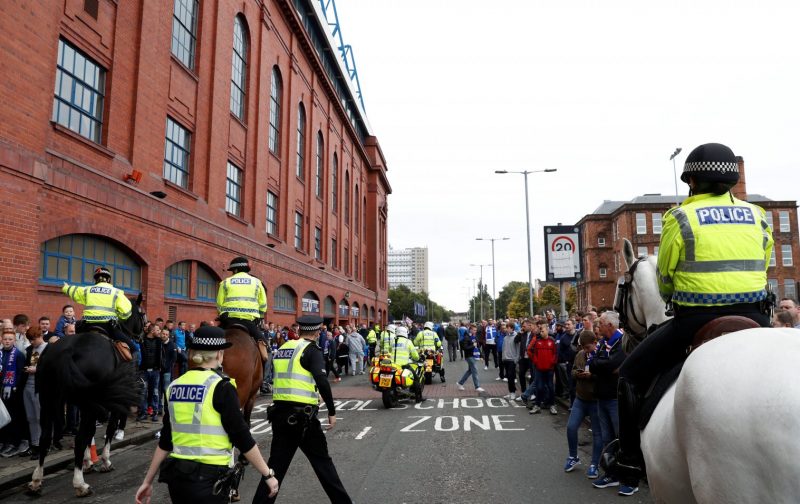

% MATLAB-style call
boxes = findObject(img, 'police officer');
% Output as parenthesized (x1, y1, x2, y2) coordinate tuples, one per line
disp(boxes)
(254, 315, 351, 503)
(392, 325, 423, 399)
(413, 321, 444, 382)
(614, 143, 774, 495)
(135, 326, 278, 504)
(216, 257, 269, 361)
(62, 266, 135, 359)
(365, 323, 379, 359)
(378, 324, 396, 356)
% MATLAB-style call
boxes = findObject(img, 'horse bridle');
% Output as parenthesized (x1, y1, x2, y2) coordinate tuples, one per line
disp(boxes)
(614, 257, 648, 337)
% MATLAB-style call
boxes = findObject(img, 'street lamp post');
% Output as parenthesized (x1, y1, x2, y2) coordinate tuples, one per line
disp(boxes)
(670, 148, 682, 207)
(469, 264, 491, 321)
(494, 169, 557, 317)
(476, 237, 509, 320)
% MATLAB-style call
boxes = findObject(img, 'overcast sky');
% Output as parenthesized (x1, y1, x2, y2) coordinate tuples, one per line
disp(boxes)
(333, 0, 800, 313)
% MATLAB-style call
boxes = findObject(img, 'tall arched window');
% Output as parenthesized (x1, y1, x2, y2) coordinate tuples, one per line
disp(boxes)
(302, 291, 320, 313)
(268, 66, 282, 155)
(354, 185, 360, 235)
(274, 285, 297, 312)
(40, 234, 141, 291)
(344, 170, 350, 225)
(363, 196, 367, 236)
(196, 263, 219, 301)
(230, 15, 248, 120)
(296, 103, 306, 179)
(324, 296, 336, 317)
(331, 153, 338, 214)
(165, 261, 190, 298)
(315, 132, 324, 198)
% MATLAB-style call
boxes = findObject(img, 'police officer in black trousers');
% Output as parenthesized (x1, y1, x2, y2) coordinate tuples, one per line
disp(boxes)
(136, 326, 278, 503)
(253, 315, 351, 503)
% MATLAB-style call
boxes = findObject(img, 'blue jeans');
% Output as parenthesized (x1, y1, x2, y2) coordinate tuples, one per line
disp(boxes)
(597, 399, 619, 448)
(458, 357, 481, 389)
(534, 369, 554, 407)
(139, 370, 160, 414)
(567, 398, 603, 465)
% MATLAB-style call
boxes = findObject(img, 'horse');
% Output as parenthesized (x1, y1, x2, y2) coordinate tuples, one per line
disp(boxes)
(28, 295, 146, 497)
(222, 325, 263, 424)
(614, 238, 800, 503)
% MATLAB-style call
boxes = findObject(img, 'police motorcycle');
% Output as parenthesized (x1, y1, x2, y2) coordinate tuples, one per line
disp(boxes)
(421, 348, 443, 385)
(369, 356, 424, 408)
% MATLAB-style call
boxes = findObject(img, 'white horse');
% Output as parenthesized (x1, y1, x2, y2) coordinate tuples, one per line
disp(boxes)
(616, 238, 800, 504)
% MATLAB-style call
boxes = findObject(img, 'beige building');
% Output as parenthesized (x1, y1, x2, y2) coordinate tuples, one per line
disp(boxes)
(388, 246, 429, 293)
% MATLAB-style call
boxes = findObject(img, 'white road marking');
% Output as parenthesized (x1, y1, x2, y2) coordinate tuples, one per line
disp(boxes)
(355, 426, 372, 440)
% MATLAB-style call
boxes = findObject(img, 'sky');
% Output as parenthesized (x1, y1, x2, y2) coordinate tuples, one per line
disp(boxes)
(332, 0, 800, 313)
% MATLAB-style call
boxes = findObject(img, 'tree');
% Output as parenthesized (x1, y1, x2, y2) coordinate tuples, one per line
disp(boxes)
(566, 285, 577, 313)
(468, 281, 493, 321)
(537, 284, 562, 313)
(388, 285, 454, 322)
(507, 286, 535, 319)
(495, 281, 530, 319)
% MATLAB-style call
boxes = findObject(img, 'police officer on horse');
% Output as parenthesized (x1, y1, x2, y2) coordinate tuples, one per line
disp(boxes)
(216, 257, 269, 361)
(135, 326, 278, 503)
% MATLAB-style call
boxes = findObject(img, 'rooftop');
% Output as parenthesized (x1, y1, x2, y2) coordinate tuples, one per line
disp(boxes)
(591, 193, 775, 215)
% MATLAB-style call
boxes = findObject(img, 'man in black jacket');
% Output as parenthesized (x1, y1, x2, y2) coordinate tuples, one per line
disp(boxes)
(138, 325, 163, 422)
(516, 319, 534, 396)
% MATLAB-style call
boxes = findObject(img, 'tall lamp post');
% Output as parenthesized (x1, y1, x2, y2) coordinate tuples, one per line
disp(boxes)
(469, 263, 491, 321)
(494, 168, 557, 316)
(670, 147, 682, 207)
(476, 237, 509, 320)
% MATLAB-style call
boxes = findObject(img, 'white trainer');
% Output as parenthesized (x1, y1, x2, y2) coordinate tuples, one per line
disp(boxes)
(113, 430, 124, 441)
(457, 384, 465, 391)
(476, 387, 486, 392)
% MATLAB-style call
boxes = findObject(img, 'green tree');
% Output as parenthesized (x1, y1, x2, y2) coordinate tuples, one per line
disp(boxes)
(495, 281, 530, 319)
(537, 284, 562, 313)
(468, 281, 494, 321)
(507, 286, 534, 319)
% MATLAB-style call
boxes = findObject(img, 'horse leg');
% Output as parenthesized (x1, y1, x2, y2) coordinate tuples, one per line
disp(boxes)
(99, 413, 118, 472)
(73, 409, 95, 497)
(27, 394, 53, 495)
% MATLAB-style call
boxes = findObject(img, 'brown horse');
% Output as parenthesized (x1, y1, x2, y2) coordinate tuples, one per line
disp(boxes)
(222, 327, 263, 424)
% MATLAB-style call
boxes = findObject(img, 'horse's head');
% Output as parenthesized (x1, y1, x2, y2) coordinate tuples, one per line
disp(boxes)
(120, 293, 147, 339)
(615, 238, 672, 351)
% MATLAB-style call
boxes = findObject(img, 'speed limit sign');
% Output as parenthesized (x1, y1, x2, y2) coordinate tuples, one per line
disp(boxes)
(543, 226, 582, 281)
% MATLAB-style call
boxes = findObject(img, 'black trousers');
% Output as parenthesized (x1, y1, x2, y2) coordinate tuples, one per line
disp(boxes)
(254, 408, 351, 504)
(162, 460, 228, 504)
(504, 361, 517, 393)
(517, 359, 531, 392)
(220, 316, 266, 345)
(483, 344, 498, 368)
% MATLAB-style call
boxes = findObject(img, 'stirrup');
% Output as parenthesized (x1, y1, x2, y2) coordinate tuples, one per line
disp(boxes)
(114, 341, 132, 362)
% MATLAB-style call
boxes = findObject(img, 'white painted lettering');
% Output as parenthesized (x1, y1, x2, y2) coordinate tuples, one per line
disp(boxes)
(401, 416, 430, 432)
(337, 400, 364, 411)
(357, 400, 377, 411)
(434, 416, 459, 432)
(463, 415, 491, 431)
(414, 400, 434, 410)
(460, 398, 483, 408)
(250, 420, 272, 434)
(492, 414, 524, 431)
(355, 426, 371, 440)
(252, 404, 267, 413)
(437, 398, 459, 409)
(485, 398, 507, 408)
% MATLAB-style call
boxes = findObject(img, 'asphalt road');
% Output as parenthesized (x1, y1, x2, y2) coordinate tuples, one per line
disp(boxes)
(0, 360, 651, 503)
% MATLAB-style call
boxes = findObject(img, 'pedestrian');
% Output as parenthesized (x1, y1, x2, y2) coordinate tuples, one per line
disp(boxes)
(254, 315, 352, 503)
(456, 325, 485, 393)
(346, 326, 366, 375)
(444, 322, 459, 362)
(19, 326, 47, 458)
(500, 323, 520, 400)
(516, 319, 534, 399)
(0, 327, 27, 457)
(529, 320, 558, 415)
(53, 304, 76, 338)
(564, 330, 603, 479)
(335, 329, 349, 376)
(483, 319, 499, 370)
(135, 326, 278, 504)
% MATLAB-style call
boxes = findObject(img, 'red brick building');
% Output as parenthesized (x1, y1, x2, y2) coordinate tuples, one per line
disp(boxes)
(576, 160, 799, 311)
(0, 0, 390, 327)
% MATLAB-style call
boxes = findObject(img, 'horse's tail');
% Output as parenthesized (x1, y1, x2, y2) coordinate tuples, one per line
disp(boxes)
(59, 348, 140, 416)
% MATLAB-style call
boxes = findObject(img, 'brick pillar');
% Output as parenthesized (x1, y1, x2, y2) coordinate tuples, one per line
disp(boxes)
(733, 156, 748, 200)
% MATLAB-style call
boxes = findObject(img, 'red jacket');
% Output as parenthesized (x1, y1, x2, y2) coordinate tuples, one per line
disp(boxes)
(530, 337, 558, 371)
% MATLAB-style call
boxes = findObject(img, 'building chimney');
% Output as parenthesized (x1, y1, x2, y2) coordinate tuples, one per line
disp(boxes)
(732, 156, 747, 200)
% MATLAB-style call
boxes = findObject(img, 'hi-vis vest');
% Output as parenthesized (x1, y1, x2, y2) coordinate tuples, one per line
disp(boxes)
(657, 193, 773, 307)
(62, 282, 132, 323)
(414, 329, 440, 351)
(392, 337, 419, 366)
(272, 339, 318, 405)
(216, 272, 267, 321)
(167, 369, 234, 466)
(366, 328, 378, 344)
(378, 331, 395, 354)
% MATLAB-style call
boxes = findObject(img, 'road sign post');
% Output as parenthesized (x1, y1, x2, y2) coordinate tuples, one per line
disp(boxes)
(543, 226, 583, 318)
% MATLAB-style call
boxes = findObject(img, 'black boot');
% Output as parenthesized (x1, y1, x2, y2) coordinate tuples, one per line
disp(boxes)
(616, 377, 644, 486)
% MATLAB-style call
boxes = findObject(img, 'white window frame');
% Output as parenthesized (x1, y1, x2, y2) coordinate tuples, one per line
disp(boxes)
(770, 248, 777, 267)
(636, 213, 647, 234)
(652, 213, 662, 234)
(779, 211, 790, 232)
(637, 246, 648, 258)
(599, 267, 608, 278)
(598, 237, 606, 247)
(782, 244, 793, 266)
(294, 211, 303, 250)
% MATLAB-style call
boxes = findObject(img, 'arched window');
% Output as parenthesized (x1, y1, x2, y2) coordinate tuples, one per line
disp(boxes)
(315, 132, 324, 198)
(296, 103, 306, 179)
(323, 296, 336, 317)
(350, 302, 360, 318)
(268, 66, 282, 155)
(196, 263, 219, 301)
(370, 306, 376, 323)
(344, 170, 350, 224)
(274, 285, 297, 312)
(354, 185, 360, 235)
(165, 261, 190, 298)
(40, 234, 141, 291)
(363, 196, 367, 236)
(302, 291, 320, 313)
(331, 153, 338, 214)
(230, 15, 248, 120)
(338, 299, 349, 317)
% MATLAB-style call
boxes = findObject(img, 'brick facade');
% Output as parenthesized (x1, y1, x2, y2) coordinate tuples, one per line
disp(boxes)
(576, 160, 799, 311)
(0, 0, 390, 327)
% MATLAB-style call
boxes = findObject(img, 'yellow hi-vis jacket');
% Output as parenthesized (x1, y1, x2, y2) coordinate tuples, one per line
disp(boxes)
(413, 329, 441, 351)
(657, 192, 773, 307)
(167, 369, 234, 466)
(216, 272, 267, 321)
(378, 330, 395, 355)
(392, 337, 419, 366)
(366, 327, 378, 344)
(62, 281, 132, 323)
(272, 339, 318, 405)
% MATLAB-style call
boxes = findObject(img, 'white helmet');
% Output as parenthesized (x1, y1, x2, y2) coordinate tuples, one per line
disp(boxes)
(387, 324, 397, 334)
(424, 321, 434, 330)
(396, 326, 409, 338)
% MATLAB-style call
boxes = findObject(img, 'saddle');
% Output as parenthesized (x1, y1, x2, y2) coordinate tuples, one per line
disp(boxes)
(638, 315, 760, 430)
(76, 322, 133, 362)
(225, 322, 269, 363)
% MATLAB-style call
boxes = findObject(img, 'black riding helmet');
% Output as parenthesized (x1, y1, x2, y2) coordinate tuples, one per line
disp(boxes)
(680, 143, 740, 184)
(227, 256, 251, 273)
(93, 266, 112, 283)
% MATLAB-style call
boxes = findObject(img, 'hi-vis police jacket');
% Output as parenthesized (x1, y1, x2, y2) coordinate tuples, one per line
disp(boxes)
(656, 192, 773, 307)
(62, 282, 133, 323)
(216, 272, 267, 321)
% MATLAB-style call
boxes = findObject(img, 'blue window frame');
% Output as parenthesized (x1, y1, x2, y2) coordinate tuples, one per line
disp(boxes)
(196, 264, 218, 301)
(40, 234, 140, 291)
(52, 38, 106, 143)
(165, 261, 190, 298)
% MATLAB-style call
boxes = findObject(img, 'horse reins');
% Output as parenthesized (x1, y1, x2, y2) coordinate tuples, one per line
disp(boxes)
(615, 257, 648, 337)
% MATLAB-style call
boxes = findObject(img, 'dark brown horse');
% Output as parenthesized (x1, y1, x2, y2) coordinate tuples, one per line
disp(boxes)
(222, 327, 263, 424)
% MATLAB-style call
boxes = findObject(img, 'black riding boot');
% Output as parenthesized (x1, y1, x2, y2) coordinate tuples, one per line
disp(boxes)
(616, 377, 644, 487)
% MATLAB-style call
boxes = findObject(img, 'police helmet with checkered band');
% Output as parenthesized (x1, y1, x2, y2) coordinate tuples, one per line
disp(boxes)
(681, 143, 740, 184)
(187, 326, 232, 350)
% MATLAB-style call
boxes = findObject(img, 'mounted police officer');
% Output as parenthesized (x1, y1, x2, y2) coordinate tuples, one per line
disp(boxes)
(614, 143, 774, 496)
(62, 266, 135, 360)
(135, 326, 278, 504)
(254, 315, 351, 503)
(216, 256, 269, 361)
(413, 321, 444, 382)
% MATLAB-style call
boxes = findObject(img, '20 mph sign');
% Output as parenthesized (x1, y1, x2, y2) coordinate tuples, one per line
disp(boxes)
(543, 226, 582, 282)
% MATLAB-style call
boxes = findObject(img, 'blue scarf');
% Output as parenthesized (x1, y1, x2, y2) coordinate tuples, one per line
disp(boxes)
(1, 347, 19, 388)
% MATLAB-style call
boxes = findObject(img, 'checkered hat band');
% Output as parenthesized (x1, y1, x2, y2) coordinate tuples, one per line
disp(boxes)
(193, 337, 228, 346)
(683, 161, 739, 174)
(299, 323, 321, 332)
(230, 262, 249, 269)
